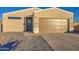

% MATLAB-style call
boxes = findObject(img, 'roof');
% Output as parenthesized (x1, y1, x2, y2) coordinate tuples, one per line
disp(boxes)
(39, 7, 73, 14)
(3, 7, 40, 15)
(3, 7, 73, 15)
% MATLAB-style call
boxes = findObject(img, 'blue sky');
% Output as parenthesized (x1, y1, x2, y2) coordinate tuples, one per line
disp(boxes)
(0, 7, 79, 23)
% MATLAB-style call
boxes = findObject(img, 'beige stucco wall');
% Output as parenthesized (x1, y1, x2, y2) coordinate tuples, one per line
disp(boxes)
(0, 23, 1, 32)
(0, 21, 2, 32)
(2, 7, 73, 33)
(3, 8, 39, 32)
(34, 8, 74, 33)
(73, 23, 79, 32)
(33, 11, 39, 33)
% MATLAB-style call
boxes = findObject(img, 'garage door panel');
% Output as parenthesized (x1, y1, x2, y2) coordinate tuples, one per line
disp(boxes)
(39, 18, 68, 33)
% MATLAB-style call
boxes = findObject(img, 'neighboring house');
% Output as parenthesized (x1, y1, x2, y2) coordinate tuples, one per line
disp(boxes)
(74, 23, 79, 32)
(2, 7, 74, 33)
(0, 20, 2, 32)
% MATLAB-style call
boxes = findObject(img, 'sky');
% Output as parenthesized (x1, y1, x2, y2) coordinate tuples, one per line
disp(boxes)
(0, 7, 79, 23)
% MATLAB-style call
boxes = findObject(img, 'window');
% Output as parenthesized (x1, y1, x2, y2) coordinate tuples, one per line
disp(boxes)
(8, 17, 21, 19)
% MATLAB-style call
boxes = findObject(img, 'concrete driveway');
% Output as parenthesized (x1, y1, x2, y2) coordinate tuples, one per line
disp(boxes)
(41, 33, 79, 51)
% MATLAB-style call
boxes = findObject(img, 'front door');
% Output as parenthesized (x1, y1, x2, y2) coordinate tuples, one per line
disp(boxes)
(24, 17, 33, 32)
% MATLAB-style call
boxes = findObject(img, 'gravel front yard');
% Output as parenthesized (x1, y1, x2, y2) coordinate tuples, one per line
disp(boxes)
(15, 35, 53, 51)
(0, 33, 53, 51)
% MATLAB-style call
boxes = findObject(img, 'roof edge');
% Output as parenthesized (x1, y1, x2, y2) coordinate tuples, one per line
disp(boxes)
(39, 7, 74, 14)
(3, 7, 74, 15)
(3, 7, 40, 15)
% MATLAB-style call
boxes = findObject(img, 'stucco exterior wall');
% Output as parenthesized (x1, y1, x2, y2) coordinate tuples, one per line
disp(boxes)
(33, 10, 39, 33)
(3, 8, 39, 32)
(73, 23, 79, 32)
(2, 8, 74, 33)
(0, 24, 1, 32)
(34, 8, 73, 33)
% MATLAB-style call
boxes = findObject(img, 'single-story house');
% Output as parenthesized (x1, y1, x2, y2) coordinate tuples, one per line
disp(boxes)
(0, 20, 2, 32)
(2, 7, 74, 33)
(73, 23, 79, 32)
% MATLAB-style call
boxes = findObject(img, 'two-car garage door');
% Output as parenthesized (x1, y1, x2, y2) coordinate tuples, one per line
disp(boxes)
(39, 18, 68, 33)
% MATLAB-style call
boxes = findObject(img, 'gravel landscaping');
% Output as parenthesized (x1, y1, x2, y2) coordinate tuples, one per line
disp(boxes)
(0, 33, 53, 51)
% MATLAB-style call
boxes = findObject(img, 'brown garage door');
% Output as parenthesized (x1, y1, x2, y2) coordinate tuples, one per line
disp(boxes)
(39, 18, 68, 33)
